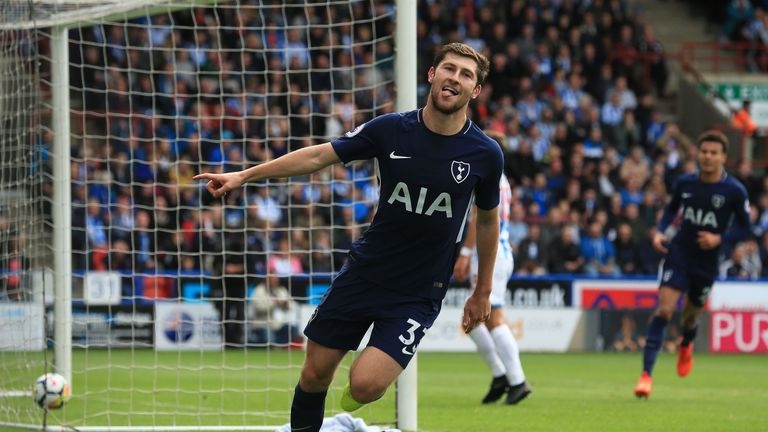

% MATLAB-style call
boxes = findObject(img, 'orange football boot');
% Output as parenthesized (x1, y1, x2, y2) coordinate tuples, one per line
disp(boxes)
(677, 343, 694, 377)
(634, 371, 652, 399)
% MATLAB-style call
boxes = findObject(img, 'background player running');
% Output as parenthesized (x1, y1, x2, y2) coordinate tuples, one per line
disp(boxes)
(195, 43, 503, 431)
(634, 130, 752, 399)
(454, 130, 531, 405)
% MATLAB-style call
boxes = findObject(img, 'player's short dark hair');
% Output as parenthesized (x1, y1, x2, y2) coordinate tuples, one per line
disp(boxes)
(697, 130, 729, 153)
(432, 42, 490, 86)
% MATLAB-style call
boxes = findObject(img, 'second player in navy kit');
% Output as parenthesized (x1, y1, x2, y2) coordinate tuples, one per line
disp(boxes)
(195, 43, 502, 431)
(634, 130, 752, 399)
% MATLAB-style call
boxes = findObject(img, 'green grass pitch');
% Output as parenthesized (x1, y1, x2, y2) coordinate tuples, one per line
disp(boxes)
(4, 350, 767, 431)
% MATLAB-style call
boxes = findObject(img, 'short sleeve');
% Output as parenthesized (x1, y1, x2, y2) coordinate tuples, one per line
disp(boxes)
(330, 114, 396, 164)
(473, 144, 504, 211)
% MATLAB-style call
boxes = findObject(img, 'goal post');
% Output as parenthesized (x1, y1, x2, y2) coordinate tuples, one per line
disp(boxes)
(393, 0, 416, 430)
(1, 0, 418, 431)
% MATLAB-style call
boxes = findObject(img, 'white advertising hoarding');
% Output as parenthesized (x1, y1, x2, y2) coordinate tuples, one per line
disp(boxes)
(419, 307, 582, 352)
(154, 302, 222, 351)
(298, 305, 581, 352)
(0, 303, 45, 351)
(709, 282, 768, 311)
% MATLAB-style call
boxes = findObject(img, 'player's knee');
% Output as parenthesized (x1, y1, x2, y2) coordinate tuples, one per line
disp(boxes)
(299, 365, 334, 391)
(349, 378, 386, 404)
(655, 307, 674, 321)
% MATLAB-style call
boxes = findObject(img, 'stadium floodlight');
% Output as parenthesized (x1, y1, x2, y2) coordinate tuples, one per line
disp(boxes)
(0, 0, 417, 430)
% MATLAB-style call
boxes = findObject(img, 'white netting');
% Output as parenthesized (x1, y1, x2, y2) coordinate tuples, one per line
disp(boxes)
(0, 0, 399, 430)
(0, 0, 50, 427)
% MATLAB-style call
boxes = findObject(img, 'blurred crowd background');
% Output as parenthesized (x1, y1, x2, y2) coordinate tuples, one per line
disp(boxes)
(5, 0, 768, 310)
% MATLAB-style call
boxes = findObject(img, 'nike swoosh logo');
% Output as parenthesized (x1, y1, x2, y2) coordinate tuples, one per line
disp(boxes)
(389, 151, 411, 159)
(402, 346, 416, 356)
(682, 193, 692, 198)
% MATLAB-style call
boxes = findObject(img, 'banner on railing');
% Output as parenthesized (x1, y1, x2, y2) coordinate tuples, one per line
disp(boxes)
(69, 304, 154, 348)
(572, 280, 658, 309)
(297, 305, 582, 353)
(442, 278, 572, 309)
(154, 302, 222, 351)
(709, 282, 768, 311)
(710, 311, 768, 353)
(0, 303, 44, 351)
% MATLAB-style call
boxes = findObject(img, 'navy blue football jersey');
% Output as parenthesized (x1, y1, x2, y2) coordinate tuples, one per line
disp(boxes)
(331, 109, 503, 299)
(658, 172, 752, 277)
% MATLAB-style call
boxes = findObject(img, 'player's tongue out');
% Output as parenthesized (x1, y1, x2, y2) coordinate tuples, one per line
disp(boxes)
(441, 86, 459, 97)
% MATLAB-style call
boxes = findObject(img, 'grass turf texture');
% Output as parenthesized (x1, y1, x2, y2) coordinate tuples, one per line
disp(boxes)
(2, 351, 766, 431)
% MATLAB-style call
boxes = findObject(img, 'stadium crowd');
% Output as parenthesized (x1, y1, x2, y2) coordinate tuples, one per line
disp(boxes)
(21, 0, 768, 307)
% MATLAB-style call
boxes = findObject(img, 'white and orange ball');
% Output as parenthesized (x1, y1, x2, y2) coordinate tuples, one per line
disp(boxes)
(33, 373, 71, 410)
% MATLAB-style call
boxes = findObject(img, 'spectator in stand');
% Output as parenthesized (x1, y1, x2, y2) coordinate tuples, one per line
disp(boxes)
(760, 233, 768, 277)
(721, 0, 755, 42)
(516, 224, 547, 276)
(546, 225, 584, 274)
(539, 207, 563, 249)
(620, 146, 651, 187)
(656, 123, 693, 178)
(614, 222, 641, 275)
(268, 237, 304, 277)
(734, 159, 762, 202)
(620, 177, 645, 208)
(85, 198, 108, 251)
(249, 273, 299, 346)
(637, 25, 669, 97)
(601, 92, 625, 136)
(620, 203, 650, 245)
(580, 220, 620, 276)
(732, 100, 758, 146)
(583, 126, 606, 160)
(720, 242, 752, 279)
(613, 111, 642, 156)
(606, 76, 638, 111)
(613, 314, 640, 352)
(507, 203, 529, 250)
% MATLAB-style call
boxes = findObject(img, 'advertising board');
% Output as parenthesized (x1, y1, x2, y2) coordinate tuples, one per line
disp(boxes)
(572, 279, 659, 309)
(154, 302, 222, 351)
(710, 311, 768, 353)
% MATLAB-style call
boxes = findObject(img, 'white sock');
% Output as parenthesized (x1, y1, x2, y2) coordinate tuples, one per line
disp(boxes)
(469, 325, 506, 377)
(491, 325, 526, 386)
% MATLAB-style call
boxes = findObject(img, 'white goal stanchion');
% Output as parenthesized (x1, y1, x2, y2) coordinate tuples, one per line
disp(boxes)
(0, 0, 417, 431)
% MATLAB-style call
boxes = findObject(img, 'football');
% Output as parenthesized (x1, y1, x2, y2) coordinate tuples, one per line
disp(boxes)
(33, 373, 71, 410)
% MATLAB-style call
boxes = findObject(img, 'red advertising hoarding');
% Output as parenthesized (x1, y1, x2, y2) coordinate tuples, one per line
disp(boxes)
(710, 311, 768, 353)
(573, 280, 659, 309)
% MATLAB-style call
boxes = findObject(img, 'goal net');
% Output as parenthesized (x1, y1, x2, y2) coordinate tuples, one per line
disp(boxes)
(0, 0, 414, 430)
(0, 0, 50, 428)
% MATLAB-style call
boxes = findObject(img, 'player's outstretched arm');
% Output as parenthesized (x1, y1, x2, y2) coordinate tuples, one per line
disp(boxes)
(194, 143, 341, 198)
(462, 206, 499, 333)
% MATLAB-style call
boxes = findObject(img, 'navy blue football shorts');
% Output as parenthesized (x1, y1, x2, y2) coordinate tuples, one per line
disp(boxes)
(659, 257, 715, 307)
(304, 269, 441, 369)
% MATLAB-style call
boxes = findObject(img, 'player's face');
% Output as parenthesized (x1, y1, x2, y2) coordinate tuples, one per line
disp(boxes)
(697, 140, 727, 175)
(427, 53, 482, 115)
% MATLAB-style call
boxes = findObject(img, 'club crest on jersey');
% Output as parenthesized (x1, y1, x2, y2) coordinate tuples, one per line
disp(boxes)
(451, 161, 470, 184)
(711, 194, 725, 209)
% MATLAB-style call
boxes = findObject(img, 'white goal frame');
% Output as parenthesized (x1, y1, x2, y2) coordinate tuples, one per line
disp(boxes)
(0, 0, 418, 430)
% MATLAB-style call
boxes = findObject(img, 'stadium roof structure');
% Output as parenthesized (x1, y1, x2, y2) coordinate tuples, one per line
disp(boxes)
(0, 0, 220, 30)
